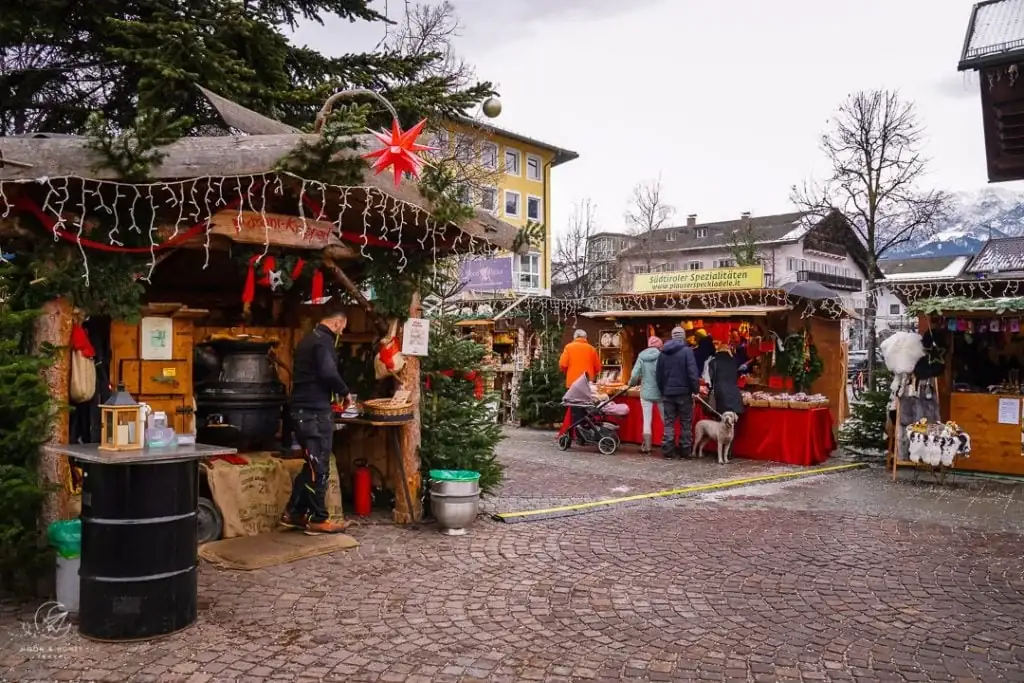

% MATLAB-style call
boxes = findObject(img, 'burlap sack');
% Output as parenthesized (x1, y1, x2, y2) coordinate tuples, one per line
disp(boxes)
(203, 453, 344, 539)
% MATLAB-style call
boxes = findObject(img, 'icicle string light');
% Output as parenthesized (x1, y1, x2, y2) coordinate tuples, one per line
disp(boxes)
(0, 171, 500, 286)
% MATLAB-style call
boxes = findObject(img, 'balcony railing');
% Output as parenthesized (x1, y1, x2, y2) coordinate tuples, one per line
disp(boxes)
(796, 270, 863, 292)
(802, 236, 848, 258)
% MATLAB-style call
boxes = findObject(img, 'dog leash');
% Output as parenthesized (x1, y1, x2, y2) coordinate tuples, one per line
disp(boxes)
(693, 393, 723, 419)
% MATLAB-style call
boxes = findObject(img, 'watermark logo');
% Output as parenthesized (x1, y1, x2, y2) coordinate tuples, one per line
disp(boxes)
(22, 601, 72, 640)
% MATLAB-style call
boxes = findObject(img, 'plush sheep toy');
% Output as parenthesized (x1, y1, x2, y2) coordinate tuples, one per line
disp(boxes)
(880, 331, 925, 374)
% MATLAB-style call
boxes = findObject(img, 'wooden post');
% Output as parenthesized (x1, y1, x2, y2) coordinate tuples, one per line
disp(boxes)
(393, 292, 423, 524)
(33, 297, 74, 525)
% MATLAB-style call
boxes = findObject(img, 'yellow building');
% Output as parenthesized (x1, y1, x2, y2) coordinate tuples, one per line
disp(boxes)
(432, 117, 578, 292)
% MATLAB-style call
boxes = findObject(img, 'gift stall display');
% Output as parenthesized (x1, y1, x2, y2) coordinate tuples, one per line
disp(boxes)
(901, 297, 1024, 477)
(571, 304, 845, 467)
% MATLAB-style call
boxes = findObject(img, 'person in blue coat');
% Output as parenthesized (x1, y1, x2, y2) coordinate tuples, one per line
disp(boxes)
(629, 336, 663, 454)
(656, 327, 700, 459)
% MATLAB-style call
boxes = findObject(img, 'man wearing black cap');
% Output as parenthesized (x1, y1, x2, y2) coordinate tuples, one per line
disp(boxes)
(279, 305, 352, 535)
(656, 326, 700, 459)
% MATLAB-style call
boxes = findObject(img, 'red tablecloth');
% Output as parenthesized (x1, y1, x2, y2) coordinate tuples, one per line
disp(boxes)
(559, 396, 835, 466)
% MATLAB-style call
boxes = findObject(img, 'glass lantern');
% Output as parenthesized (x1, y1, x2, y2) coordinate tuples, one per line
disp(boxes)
(98, 384, 143, 451)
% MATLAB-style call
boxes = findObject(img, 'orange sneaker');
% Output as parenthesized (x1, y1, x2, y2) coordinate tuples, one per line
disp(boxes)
(279, 512, 308, 530)
(304, 519, 351, 536)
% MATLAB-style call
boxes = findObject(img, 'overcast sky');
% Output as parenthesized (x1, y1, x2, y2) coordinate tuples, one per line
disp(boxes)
(293, 0, 1024, 238)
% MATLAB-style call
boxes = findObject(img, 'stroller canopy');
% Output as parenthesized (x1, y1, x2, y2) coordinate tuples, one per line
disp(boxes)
(562, 373, 595, 404)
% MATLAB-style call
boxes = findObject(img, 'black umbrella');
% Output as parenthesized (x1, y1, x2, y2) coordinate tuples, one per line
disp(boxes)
(779, 280, 842, 302)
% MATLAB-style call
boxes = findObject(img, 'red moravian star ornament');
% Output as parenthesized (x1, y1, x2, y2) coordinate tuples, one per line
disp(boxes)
(362, 118, 435, 185)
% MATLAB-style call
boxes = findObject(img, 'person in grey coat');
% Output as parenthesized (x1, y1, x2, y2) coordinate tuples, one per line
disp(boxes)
(656, 327, 700, 459)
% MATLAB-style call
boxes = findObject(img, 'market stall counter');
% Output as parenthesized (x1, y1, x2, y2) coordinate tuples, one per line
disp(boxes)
(43, 443, 237, 642)
(559, 398, 835, 466)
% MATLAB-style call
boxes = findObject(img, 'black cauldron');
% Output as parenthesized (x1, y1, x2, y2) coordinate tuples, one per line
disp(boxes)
(194, 339, 286, 450)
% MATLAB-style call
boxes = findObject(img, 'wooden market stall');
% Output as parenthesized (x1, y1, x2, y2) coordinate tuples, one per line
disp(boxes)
(0, 90, 519, 541)
(569, 288, 850, 466)
(896, 295, 1024, 478)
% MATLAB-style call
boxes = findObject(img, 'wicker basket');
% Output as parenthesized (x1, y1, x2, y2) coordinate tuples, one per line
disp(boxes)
(768, 399, 790, 409)
(747, 399, 771, 408)
(789, 400, 828, 410)
(362, 398, 415, 422)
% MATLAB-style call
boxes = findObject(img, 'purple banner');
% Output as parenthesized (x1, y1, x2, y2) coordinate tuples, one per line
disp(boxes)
(460, 257, 513, 291)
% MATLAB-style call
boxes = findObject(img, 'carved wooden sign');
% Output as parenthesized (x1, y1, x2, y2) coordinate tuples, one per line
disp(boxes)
(209, 210, 336, 249)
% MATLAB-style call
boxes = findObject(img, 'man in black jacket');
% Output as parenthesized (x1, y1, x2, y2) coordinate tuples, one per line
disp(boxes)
(280, 307, 352, 535)
(656, 326, 700, 459)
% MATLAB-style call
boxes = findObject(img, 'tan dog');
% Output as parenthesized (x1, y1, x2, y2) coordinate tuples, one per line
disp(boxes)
(692, 411, 738, 464)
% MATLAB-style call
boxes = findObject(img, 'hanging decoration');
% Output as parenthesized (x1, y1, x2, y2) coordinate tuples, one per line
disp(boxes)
(239, 252, 325, 314)
(362, 119, 435, 186)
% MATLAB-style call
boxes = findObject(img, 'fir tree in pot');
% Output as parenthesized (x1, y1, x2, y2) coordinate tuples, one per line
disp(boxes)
(420, 317, 504, 519)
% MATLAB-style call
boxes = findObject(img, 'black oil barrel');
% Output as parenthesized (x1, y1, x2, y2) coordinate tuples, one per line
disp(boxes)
(79, 460, 199, 641)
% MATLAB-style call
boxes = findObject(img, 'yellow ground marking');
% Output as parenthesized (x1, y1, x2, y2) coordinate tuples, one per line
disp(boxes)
(493, 462, 867, 521)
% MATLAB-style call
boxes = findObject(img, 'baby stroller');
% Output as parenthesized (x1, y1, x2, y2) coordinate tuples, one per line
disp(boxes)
(557, 374, 631, 455)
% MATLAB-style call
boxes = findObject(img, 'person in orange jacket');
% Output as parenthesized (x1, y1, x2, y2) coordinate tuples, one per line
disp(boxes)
(560, 329, 602, 445)
(560, 329, 602, 388)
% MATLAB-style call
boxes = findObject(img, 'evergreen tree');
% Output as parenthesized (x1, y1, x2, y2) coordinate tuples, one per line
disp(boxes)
(517, 324, 566, 428)
(0, 307, 54, 593)
(839, 368, 892, 456)
(420, 317, 504, 494)
(1, 0, 495, 134)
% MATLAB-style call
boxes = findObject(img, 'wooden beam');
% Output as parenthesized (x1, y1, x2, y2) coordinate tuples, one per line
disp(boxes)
(321, 257, 390, 335)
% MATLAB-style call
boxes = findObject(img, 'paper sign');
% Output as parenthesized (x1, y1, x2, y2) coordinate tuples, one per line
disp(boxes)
(162, 367, 177, 377)
(140, 317, 173, 360)
(998, 398, 1020, 425)
(392, 390, 411, 404)
(402, 318, 429, 357)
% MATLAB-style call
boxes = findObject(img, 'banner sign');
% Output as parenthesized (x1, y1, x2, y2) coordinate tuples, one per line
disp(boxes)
(633, 266, 764, 293)
(460, 257, 514, 291)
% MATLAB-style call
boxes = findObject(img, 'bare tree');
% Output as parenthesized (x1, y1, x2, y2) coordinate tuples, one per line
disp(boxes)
(625, 175, 675, 272)
(793, 89, 951, 384)
(386, 1, 475, 87)
(727, 222, 763, 267)
(555, 199, 601, 300)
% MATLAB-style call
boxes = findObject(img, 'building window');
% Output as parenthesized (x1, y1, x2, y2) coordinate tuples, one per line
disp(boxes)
(666, 232, 676, 242)
(478, 187, 497, 213)
(517, 252, 541, 290)
(695, 227, 707, 238)
(688, 261, 702, 270)
(455, 184, 472, 205)
(480, 142, 498, 170)
(843, 267, 851, 277)
(889, 303, 901, 316)
(713, 259, 736, 268)
(787, 257, 797, 272)
(431, 129, 449, 153)
(454, 135, 474, 164)
(505, 148, 521, 176)
(526, 154, 542, 181)
(527, 195, 542, 222)
(504, 190, 521, 218)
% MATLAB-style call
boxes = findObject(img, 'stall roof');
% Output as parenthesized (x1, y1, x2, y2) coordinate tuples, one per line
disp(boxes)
(582, 306, 791, 320)
(907, 296, 1024, 316)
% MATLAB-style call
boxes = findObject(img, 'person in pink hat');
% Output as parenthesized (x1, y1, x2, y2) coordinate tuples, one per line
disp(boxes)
(629, 335, 664, 453)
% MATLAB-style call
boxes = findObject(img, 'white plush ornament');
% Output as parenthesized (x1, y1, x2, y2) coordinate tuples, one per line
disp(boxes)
(267, 269, 285, 292)
(880, 332, 925, 374)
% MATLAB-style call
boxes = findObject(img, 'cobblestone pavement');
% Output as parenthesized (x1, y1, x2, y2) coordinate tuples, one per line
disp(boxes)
(3, 428, 1024, 683)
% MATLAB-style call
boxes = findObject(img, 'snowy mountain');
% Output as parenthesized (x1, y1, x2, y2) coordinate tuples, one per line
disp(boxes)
(893, 187, 1024, 257)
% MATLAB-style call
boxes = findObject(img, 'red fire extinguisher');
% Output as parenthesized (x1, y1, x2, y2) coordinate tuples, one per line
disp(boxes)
(353, 459, 372, 517)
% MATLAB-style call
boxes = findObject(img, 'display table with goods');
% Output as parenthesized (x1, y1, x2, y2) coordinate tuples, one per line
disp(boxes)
(43, 441, 237, 642)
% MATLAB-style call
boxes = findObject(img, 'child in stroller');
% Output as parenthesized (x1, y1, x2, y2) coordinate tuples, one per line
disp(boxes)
(557, 374, 631, 455)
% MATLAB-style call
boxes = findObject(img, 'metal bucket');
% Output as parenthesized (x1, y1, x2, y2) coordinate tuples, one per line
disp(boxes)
(429, 489, 480, 536)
